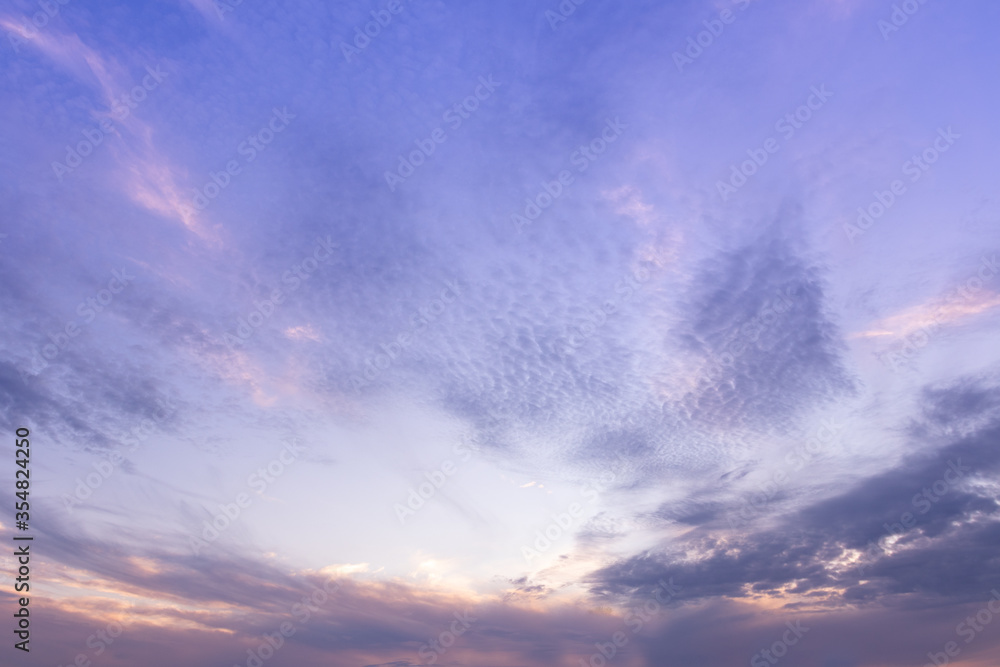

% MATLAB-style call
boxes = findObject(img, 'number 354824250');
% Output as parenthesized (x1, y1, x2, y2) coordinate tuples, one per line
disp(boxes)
(15, 427, 29, 520)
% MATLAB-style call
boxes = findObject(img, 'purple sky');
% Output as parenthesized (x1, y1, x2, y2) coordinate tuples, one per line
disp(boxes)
(1, 0, 1000, 666)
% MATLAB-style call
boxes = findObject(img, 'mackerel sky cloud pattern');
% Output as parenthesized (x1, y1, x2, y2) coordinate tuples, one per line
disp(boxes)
(1, 1, 999, 666)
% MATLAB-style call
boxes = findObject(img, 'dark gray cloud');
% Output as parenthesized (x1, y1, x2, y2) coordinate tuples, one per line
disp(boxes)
(673, 223, 855, 431)
(588, 377, 1000, 608)
(2, 1, 998, 666)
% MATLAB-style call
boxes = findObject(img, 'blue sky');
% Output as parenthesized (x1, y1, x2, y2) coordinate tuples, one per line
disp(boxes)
(1, 0, 1000, 666)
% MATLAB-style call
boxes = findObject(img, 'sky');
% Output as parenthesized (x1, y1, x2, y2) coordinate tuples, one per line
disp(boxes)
(1, 0, 999, 665)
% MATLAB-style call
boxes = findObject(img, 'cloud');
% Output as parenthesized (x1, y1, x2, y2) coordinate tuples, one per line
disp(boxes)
(670, 221, 855, 432)
(1, 518, 633, 667)
(587, 376, 1000, 608)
